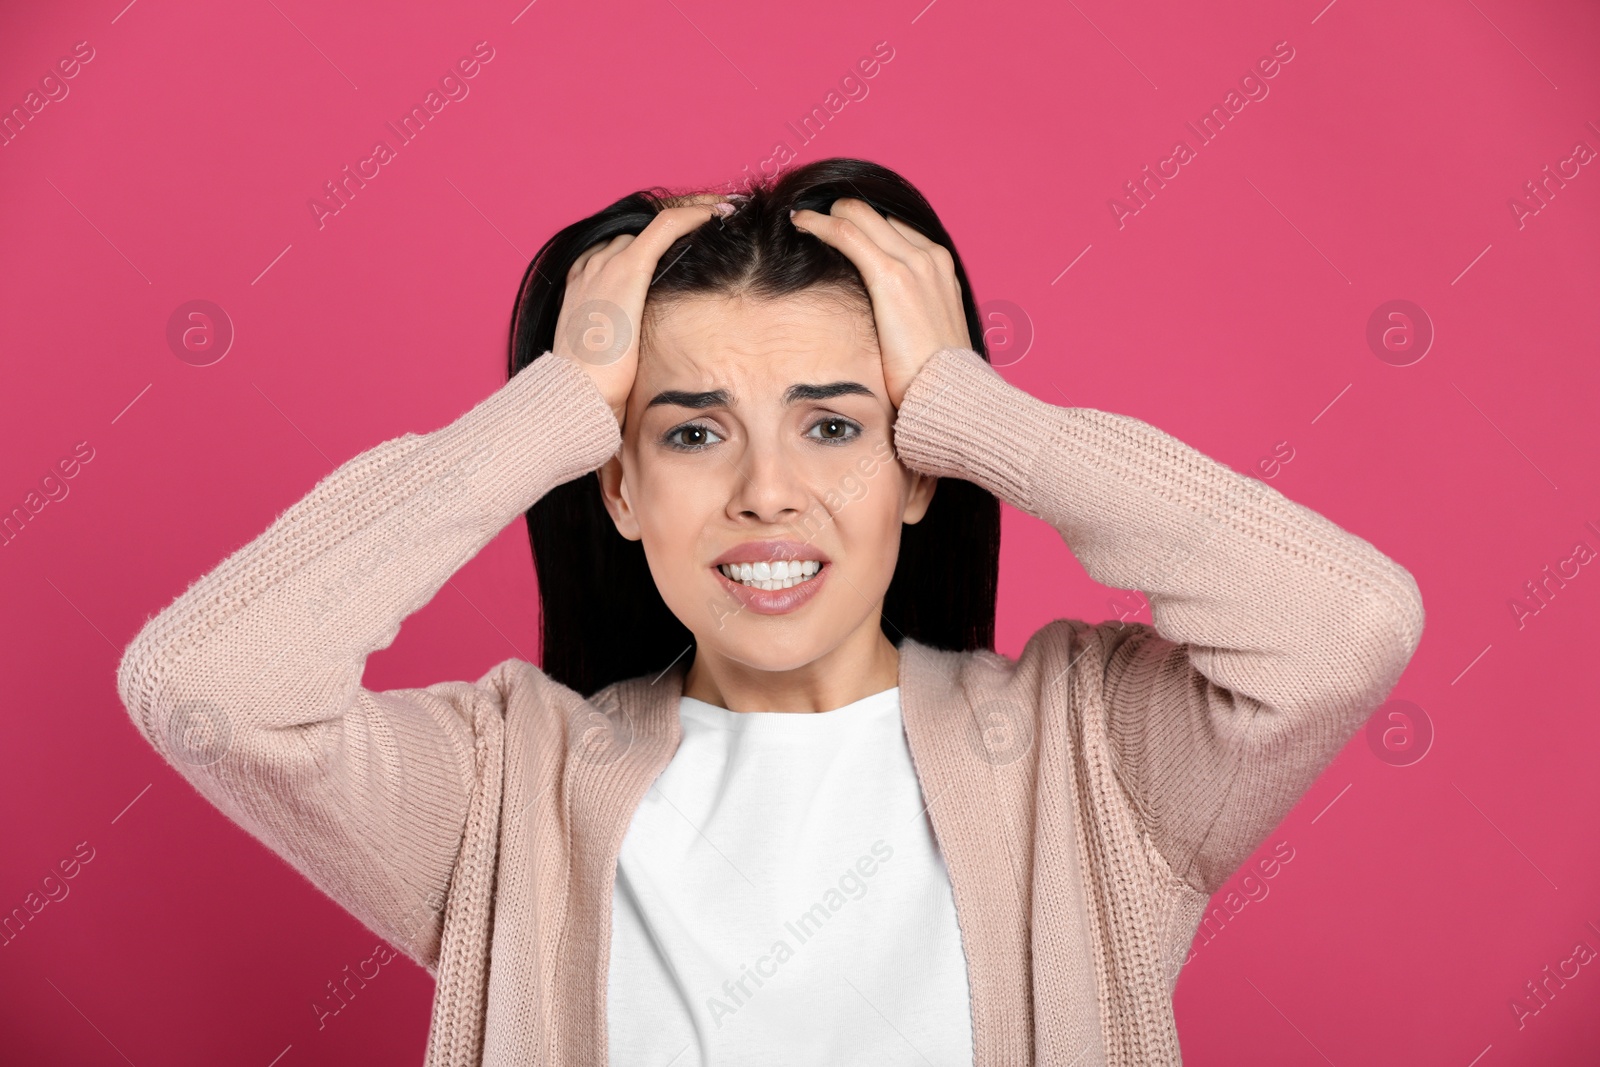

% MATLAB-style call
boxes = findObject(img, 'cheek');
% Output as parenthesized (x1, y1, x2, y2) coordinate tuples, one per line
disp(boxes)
(835, 461, 911, 569)
(627, 456, 725, 582)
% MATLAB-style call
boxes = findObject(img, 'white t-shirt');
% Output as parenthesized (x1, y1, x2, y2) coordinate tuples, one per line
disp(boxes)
(606, 686, 975, 1066)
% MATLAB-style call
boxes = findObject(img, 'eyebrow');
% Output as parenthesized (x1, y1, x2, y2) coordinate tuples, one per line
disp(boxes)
(645, 381, 875, 409)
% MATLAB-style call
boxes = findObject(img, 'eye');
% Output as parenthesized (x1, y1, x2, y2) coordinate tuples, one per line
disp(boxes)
(806, 416, 861, 444)
(663, 422, 723, 451)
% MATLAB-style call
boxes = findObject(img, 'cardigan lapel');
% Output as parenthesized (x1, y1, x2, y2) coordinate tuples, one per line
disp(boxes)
(553, 659, 688, 1066)
(898, 636, 1038, 1065)
(425, 688, 507, 1067)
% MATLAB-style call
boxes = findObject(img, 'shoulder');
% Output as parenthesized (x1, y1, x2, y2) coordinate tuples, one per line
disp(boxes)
(470, 656, 589, 737)
(479, 656, 683, 765)
(905, 617, 1175, 720)
(1018, 617, 1174, 690)
(923, 617, 1161, 681)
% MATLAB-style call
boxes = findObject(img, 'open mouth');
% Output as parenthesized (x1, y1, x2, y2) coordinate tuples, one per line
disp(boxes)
(716, 559, 824, 591)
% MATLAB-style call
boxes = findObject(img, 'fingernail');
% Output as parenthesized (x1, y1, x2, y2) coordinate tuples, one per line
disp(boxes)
(712, 202, 735, 217)
(789, 208, 797, 219)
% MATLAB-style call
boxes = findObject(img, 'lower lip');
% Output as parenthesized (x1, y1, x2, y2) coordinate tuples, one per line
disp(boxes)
(713, 564, 829, 616)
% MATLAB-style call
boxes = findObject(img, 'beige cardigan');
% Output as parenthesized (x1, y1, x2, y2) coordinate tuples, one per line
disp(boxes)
(116, 346, 1424, 1066)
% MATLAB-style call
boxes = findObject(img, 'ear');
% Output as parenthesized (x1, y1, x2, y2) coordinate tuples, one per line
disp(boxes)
(596, 454, 642, 541)
(901, 471, 938, 525)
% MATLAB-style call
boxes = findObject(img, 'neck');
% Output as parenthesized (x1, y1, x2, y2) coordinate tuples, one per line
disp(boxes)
(681, 618, 900, 713)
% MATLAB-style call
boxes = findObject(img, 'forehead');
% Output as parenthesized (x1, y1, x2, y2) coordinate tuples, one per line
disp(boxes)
(638, 290, 879, 388)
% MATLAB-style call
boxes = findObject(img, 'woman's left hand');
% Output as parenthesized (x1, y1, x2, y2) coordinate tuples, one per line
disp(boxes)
(790, 198, 972, 409)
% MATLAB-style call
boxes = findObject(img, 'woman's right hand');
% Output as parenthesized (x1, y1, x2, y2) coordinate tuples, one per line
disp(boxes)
(551, 195, 733, 426)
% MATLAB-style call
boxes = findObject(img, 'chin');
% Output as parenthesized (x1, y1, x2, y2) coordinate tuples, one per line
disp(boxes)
(702, 626, 834, 675)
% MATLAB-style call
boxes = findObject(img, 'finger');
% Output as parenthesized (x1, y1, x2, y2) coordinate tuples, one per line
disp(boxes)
(621, 201, 725, 270)
(825, 197, 926, 263)
(886, 215, 958, 286)
(570, 232, 634, 280)
(882, 213, 941, 254)
(790, 205, 901, 281)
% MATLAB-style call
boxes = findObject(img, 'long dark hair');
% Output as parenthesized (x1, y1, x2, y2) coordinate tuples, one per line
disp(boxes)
(507, 157, 1000, 696)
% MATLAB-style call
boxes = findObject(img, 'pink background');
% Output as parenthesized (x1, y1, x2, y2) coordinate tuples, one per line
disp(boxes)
(3, 0, 1597, 1063)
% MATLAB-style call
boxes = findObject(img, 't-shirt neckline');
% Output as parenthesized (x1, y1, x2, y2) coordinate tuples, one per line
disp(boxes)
(677, 686, 900, 733)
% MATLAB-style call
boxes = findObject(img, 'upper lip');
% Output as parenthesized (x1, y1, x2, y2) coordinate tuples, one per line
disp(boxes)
(711, 540, 831, 567)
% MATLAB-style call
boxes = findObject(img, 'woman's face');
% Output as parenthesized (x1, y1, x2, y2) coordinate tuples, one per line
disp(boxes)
(597, 289, 937, 673)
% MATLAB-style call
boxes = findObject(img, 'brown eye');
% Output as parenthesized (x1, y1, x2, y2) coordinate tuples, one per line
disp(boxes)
(807, 417, 861, 444)
(664, 423, 723, 450)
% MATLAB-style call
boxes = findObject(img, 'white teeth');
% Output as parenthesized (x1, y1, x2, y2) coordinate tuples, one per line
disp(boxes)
(719, 561, 824, 590)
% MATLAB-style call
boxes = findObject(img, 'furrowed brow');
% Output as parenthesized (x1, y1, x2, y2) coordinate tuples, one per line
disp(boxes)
(783, 381, 875, 404)
(646, 389, 731, 410)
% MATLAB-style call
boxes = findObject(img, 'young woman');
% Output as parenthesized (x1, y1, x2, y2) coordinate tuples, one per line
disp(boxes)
(117, 158, 1424, 1066)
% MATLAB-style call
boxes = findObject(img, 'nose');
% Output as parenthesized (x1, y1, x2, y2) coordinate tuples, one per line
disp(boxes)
(726, 433, 807, 526)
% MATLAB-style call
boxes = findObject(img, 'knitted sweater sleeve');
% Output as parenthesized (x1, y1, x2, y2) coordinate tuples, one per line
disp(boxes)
(891, 346, 1424, 895)
(114, 352, 621, 964)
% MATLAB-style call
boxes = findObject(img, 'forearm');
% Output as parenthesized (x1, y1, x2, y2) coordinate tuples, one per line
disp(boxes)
(117, 352, 619, 740)
(892, 346, 1424, 888)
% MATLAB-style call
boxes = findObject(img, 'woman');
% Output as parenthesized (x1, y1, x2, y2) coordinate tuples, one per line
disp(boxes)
(117, 158, 1424, 1066)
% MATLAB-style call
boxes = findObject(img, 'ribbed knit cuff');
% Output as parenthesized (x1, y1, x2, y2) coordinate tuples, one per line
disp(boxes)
(891, 346, 1061, 515)
(426, 352, 623, 520)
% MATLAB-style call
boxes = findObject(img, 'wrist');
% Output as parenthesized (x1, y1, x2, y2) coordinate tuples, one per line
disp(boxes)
(552, 351, 628, 427)
(892, 346, 1040, 506)
(890, 347, 946, 410)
